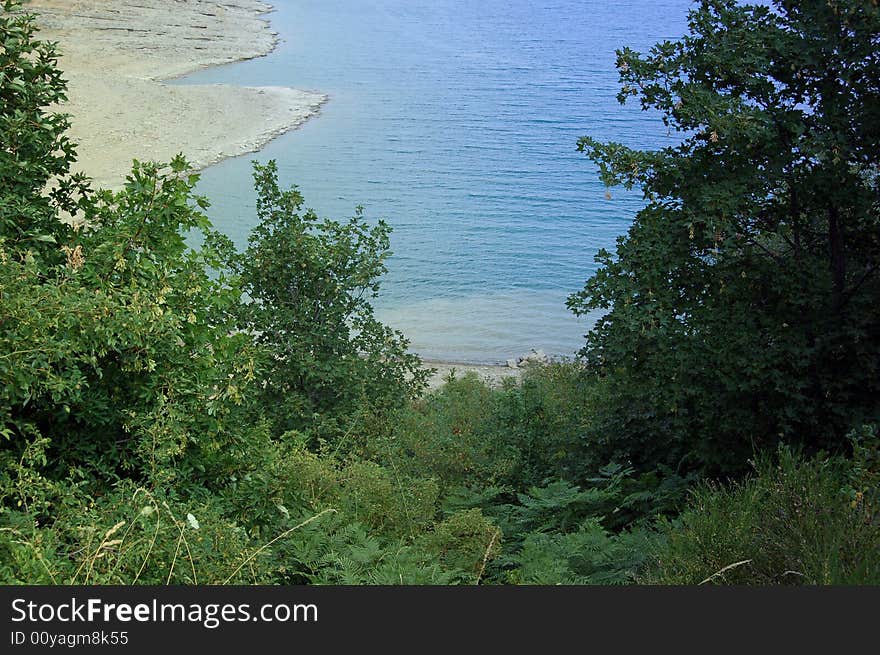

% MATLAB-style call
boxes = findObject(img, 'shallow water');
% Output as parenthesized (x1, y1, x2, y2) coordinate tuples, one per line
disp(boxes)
(181, 0, 693, 363)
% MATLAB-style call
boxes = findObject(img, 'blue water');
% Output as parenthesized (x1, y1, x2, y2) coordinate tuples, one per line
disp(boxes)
(181, 0, 694, 363)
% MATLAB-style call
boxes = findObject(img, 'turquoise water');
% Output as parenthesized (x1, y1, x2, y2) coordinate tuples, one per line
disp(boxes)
(181, 0, 693, 363)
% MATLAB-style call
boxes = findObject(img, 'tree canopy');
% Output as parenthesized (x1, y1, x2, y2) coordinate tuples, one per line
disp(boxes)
(569, 0, 880, 474)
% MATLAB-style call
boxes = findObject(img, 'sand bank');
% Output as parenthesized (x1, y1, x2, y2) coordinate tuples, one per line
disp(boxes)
(27, 0, 326, 189)
(423, 361, 523, 391)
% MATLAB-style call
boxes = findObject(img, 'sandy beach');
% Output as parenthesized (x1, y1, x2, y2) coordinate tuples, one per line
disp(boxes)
(24, 0, 524, 388)
(422, 361, 523, 390)
(27, 0, 327, 190)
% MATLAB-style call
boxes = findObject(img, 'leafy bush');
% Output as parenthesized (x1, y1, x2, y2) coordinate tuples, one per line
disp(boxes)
(235, 161, 428, 443)
(368, 373, 521, 490)
(416, 508, 502, 582)
(0, 156, 249, 499)
(490, 362, 597, 486)
(336, 460, 439, 538)
(369, 363, 615, 492)
(0, 0, 89, 261)
(645, 445, 880, 585)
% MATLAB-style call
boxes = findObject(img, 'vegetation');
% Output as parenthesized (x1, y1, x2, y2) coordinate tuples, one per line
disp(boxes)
(647, 431, 880, 584)
(1, 0, 877, 585)
(569, 0, 880, 476)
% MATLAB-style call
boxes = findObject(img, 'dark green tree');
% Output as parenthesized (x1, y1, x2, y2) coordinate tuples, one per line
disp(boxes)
(570, 0, 880, 474)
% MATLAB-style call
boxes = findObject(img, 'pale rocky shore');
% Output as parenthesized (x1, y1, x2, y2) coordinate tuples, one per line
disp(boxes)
(27, 0, 326, 189)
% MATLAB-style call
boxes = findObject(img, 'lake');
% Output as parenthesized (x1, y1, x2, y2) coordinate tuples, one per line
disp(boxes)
(180, 0, 694, 363)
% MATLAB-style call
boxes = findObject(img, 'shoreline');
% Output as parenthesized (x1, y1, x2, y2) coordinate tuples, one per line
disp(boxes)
(28, 0, 327, 190)
(25, 0, 534, 387)
(422, 360, 523, 390)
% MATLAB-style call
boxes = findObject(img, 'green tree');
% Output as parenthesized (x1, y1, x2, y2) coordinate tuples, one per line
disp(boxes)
(1, 157, 253, 494)
(235, 161, 428, 442)
(1, 3, 251, 497)
(569, 0, 880, 475)
(0, 0, 89, 262)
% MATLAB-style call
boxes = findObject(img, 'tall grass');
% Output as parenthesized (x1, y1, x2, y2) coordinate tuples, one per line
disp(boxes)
(644, 446, 880, 585)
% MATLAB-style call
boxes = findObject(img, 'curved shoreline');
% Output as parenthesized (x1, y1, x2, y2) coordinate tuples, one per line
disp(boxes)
(28, 0, 327, 190)
(24, 0, 532, 386)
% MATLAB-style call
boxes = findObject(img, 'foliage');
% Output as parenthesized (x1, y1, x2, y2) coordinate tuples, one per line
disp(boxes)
(0, 482, 257, 585)
(843, 424, 880, 525)
(645, 445, 880, 585)
(369, 364, 617, 491)
(509, 522, 654, 585)
(0, 0, 89, 262)
(3, 0, 878, 588)
(416, 508, 501, 581)
(366, 373, 522, 490)
(0, 156, 249, 495)
(235, 162, 428, 443)
(489, 471, 655, 583)
(490, 362, 597, 485)
(569, 0, 880, 475)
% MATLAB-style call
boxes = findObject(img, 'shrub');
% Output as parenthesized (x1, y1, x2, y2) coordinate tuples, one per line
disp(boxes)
(509, 521, 655, 585)
(416, 508, 502, 582)
(234, 161, 428, 443)
(645, 446, 880, 585)
(0, 482, 257, 584)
